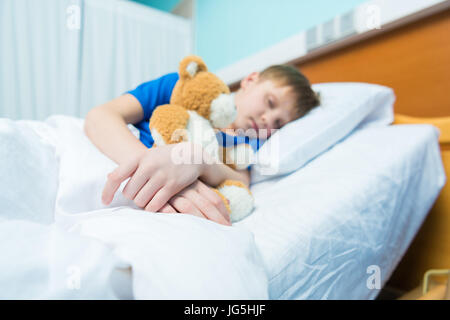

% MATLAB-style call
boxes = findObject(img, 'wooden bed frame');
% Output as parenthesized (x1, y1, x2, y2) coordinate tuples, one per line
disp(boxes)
(229, 3, 450, 292)
(293, 5, 450, 292)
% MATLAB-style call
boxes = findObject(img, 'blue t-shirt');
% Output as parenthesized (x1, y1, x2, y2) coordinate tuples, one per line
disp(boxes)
(215, 131, 263, 152)
(127, 72, 180, 148)
(127, 73, 263, 156)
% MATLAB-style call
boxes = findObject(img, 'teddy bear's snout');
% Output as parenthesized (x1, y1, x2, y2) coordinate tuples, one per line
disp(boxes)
(209, 93, 237, 129)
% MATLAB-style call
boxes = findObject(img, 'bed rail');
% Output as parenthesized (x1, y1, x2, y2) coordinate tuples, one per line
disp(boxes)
(389, 114, 450, 291)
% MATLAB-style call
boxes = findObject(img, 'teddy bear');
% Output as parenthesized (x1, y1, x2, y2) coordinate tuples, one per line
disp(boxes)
(148, 55, 255, 223)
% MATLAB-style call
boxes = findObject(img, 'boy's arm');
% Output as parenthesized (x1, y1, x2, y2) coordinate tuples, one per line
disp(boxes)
(84, 94, 148, 165)
(200, 161, 251, 187)
(84, 93, 250, 187)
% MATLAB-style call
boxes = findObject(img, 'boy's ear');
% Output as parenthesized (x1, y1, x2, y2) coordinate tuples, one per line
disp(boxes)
(240, 72, 260, 89)
(179, 55, 208, 80)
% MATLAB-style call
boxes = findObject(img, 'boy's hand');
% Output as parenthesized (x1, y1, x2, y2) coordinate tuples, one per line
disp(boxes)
(102, 142, 207, 212)
(158, 180, 231, 226)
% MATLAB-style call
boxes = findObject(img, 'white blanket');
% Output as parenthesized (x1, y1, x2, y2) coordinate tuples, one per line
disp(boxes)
(0, 115, 268, 299)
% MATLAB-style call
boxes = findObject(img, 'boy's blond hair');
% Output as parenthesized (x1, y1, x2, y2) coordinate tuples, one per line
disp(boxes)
(259, 65, 320, 119)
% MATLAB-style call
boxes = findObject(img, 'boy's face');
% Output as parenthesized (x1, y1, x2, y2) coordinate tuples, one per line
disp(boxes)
(231, 72, 297, 139)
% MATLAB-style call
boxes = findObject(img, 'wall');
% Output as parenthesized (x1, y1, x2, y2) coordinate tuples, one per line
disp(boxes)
(195, 0, 367, 71)
(131, 0, 368, 71)
(131, 0, 181, 12)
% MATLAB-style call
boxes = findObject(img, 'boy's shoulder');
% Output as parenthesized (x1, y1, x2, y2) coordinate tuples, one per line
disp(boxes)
(161, 72, 179, 82)
(157, 72, 179, 84)
(127, 72, 180, 120)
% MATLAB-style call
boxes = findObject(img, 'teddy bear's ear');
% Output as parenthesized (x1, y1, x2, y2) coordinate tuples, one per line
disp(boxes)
(179, 55, 208, 80)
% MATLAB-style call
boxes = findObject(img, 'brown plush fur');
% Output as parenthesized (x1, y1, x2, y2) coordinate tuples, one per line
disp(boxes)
(149, 104, 189, 144)
(178, 55, 208, 80)
(171, 56, 230, 121)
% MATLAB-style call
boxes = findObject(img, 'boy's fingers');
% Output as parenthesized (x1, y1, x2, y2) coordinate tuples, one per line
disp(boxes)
(134, 176, 164, 209)
(180, 188, 231, 226)
(102, 160, 138, 205)
(144, 184, 180, 213)
(122, 166, 151, 200)
(158, 203, 178, 214)
(168, 196, 205, 219)
(196, 181, 231, 224)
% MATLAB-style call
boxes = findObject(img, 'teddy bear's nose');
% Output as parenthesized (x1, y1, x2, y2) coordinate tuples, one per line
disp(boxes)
(209, 93, 237, 128)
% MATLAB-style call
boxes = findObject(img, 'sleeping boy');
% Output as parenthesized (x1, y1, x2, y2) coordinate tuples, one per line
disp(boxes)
(84, 63, 320, 226)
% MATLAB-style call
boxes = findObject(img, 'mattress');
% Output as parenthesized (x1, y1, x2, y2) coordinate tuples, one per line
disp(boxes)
(240, 124, 446, 299)
(0, 116, 445, 299)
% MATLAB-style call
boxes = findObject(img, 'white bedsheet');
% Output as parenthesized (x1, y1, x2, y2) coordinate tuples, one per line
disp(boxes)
(243, 124, 445, 299)
(0, 115, 445, 299)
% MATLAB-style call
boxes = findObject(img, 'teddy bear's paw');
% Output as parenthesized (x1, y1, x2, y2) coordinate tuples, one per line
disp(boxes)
(217, 180, 254, 223)
(223, 143, 256, 170)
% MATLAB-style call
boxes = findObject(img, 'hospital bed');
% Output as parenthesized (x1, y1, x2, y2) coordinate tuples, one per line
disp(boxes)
(0, 86, 445, 300)
(0, 3, 449, 300)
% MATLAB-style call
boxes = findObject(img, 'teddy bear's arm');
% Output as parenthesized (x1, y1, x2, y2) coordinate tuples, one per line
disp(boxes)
(219, 144, 256, 170)
(149, 104, 190, 145)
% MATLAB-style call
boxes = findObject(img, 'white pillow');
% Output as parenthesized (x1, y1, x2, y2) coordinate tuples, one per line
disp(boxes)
(0, 119, 59, 225)
(250, 82, 395, 184)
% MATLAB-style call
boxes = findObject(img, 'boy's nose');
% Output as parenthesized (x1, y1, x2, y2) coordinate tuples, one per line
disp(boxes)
(261, 114, 274, 130)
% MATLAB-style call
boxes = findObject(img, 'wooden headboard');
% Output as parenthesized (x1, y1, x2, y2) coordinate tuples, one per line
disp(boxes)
(293, 6, 450, 292)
